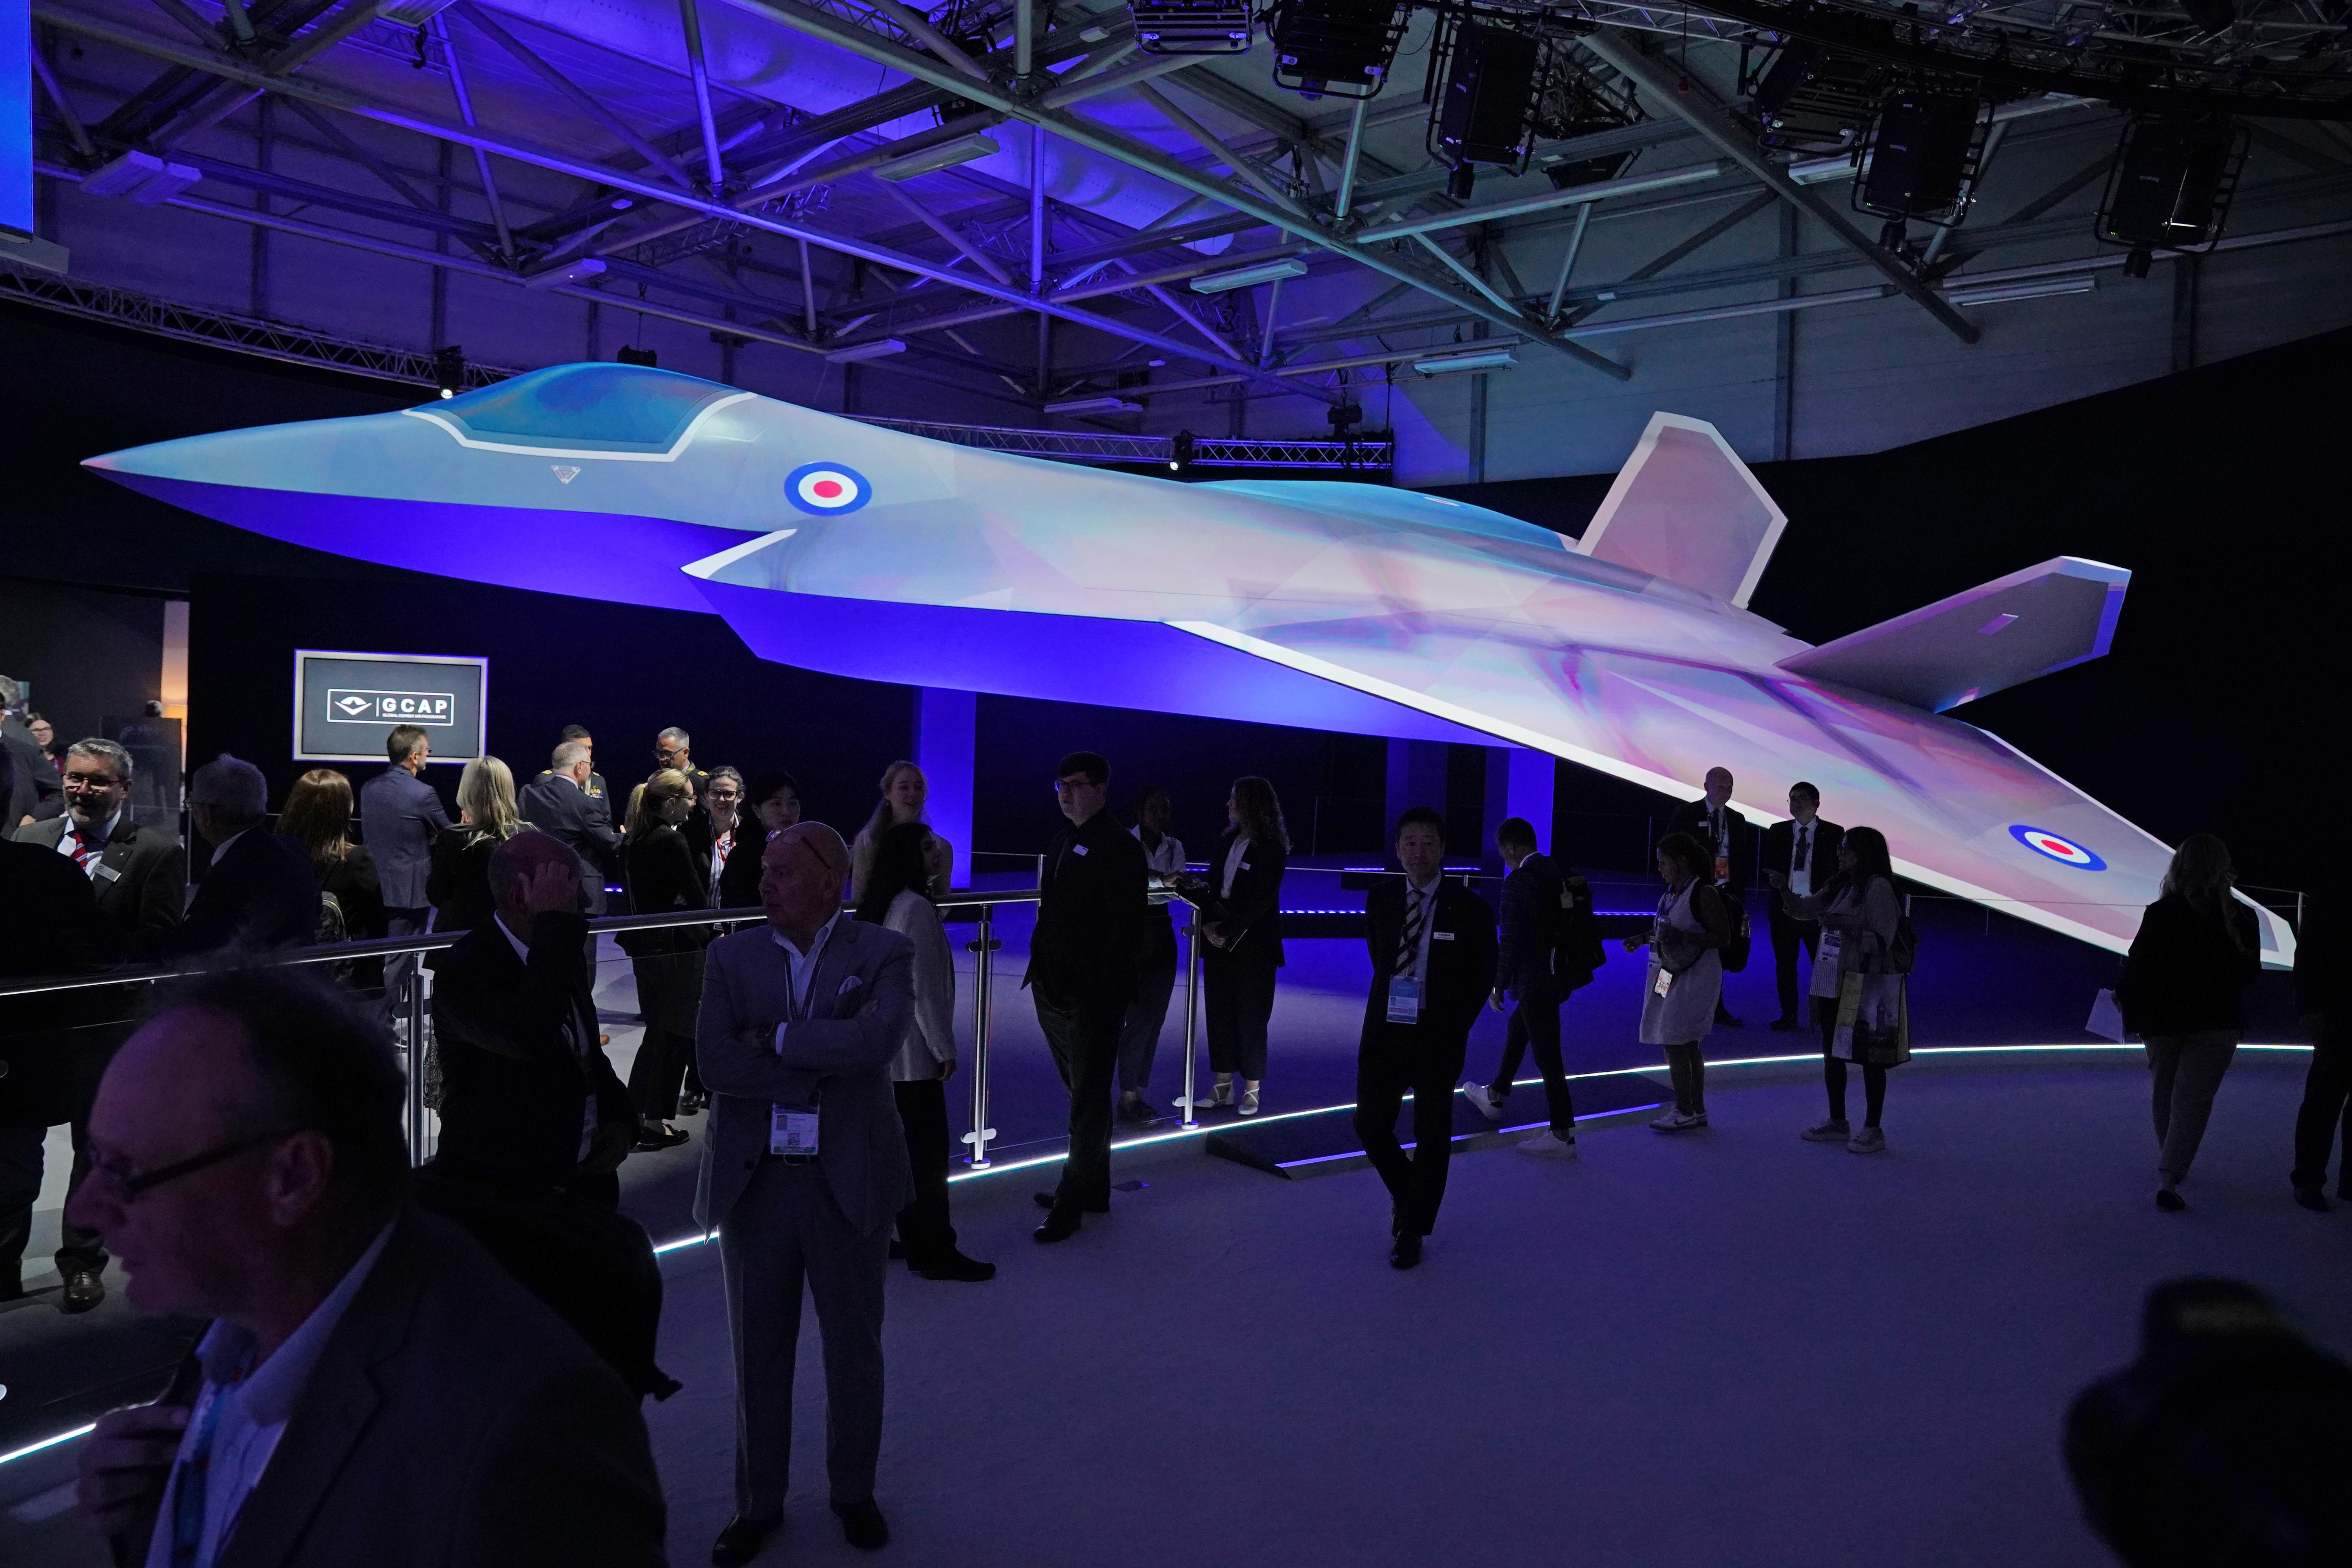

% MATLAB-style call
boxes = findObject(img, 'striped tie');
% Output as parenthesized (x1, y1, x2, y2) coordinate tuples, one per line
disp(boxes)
(1396, 886, 1425, 977)
(65, 828, 98, 876)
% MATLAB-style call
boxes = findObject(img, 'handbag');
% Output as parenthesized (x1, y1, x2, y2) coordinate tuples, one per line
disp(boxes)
(1832, 971, 1911, 1066)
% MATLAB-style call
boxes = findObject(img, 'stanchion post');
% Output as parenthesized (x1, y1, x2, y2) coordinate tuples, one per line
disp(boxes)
(962, 903, 998, 1168)
(1178, 901, 1203, 1128)
(404, 959, 426, 1167)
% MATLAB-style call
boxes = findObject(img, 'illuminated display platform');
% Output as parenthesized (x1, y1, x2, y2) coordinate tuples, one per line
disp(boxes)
(85, 363, 2292, 965)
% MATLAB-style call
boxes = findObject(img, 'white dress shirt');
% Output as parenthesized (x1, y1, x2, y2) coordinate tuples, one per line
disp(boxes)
(1788, 817, 1815, 899)
(58, 808, 125, 877)
(145, 1223, 397, 1568)
(768, 910, 846, 1048)
(208, 825, 254, 867)
(1132, 826, 1186, 878)
(1220, 833, 1251, 899)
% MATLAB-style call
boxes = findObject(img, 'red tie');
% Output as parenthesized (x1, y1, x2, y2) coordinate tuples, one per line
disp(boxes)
(66, 828, 98, 874)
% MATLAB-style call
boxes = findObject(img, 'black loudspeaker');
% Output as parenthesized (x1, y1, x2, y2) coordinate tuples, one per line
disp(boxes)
(1855, 88, 1984, 224)
(2099, 116, 2248, 252)
(616, 345, 659, 367)
(1436, 23, 1543, 171)
(1129, 0, 1252, 56)
(1269, 0, 1409, 100)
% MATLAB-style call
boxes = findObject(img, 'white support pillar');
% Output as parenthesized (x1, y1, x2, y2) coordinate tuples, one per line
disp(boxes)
(913, 687, 976, 889)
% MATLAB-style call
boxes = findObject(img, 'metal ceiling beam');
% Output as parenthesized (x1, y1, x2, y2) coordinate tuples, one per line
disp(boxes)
(1559, 190, 1777, 327)
(38, 6, 1335, 403)
(717, 0, 1630, 379)
(885, 182, 1014, 286)
(1580, 30, 1979, 345)
(431, 14, 514, 261)
(679, 0, 729, 190)
(855, 0, 989, 82)
(1359, 159, 1733, 241)
(1133, 82, 1303, 217)
(452, 4, 699, 192)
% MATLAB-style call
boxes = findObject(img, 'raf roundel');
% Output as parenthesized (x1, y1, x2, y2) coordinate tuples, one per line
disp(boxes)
(784, 462, 872, 516)
(2008, 824, 2108, 871)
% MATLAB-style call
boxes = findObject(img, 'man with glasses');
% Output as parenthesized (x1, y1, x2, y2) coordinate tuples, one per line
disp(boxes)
(69, 964, 664, 1566)
(1025, 751, 1150, 1244)
(652, 727, 713, 862)
(13, 737, 186, 1311)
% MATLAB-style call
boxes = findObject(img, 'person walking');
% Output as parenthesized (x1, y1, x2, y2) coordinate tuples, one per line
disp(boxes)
(851, 760, 954, 901)
(1354, 807, 1496, 1269)
(2117, 834, 2261, 1211)
(1026, 751, 1149, 1245)
(1775, 825, 1910, 1153)
(1463, 815, 1603, 1158)
(1192, 777, 1289, 1118)
(426, 756, 525, 936)
(2292, 884, 2351, 1210)
(1626, 831, 1735, 1131)
(619, 769, 710, 1152)
(858, 821, 994, 1282)
(1118, 787, 1185, 1124)
(1762, 782, 1844, 1031)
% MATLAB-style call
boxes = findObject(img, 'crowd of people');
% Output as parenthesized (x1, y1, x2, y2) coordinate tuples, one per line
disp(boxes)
(0, 676, 2344, 1565)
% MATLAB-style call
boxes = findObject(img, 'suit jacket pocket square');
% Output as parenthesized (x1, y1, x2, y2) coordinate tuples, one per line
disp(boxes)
(837, 974, 864, 994)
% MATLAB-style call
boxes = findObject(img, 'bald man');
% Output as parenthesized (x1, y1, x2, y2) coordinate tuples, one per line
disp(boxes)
(70, 965, 662, 1567)
(695, 823, 913, 1563)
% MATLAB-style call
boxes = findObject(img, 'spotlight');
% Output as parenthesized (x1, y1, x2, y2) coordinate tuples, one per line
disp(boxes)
(1170, 429, 1197, 472)
(2097, 114, 2249, 271)
(1191, 256, 1310, 294)
(1534, 59, 1645, 190)
(1748, 43, 1883, 156)
(616, 345, 659, 367)
(1327, 402, 1364, 433)
(1128, 1, 1253, 56)
(1853, 86, 1991, 235)
(432, 345, 465, 399)
(1268, 0, 1410, 101)
(1428, 15, 1548, 201)
(523, 257, 608, 289)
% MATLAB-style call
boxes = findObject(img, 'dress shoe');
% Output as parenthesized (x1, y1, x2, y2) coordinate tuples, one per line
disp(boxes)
(1769, 1016, 1800, 1032)
(1032, 1191, 1108, 1214)
(832, 1499, 889, 1551)
(2293, 1187, 2329, 1212)
(60, 1270, 105, 1314)
(916, 1251, 997, 1282)
(1715, 1008, 1744, 1028)
(1033, 1208, 1083, 1244)
(1388, 1232, 1423, 1270)
(887, 1238, 905, 1260)
(1116, 1095, 1160, 1125)
(710, 1512, 780, 1566)
(634, 1123, 691, 1152)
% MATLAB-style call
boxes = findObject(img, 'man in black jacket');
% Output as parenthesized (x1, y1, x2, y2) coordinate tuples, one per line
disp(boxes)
(1026, 750, 1149, 1243)
(2293, 886, 2351, 1209)
(1356, 807, 1497, 1269)
(11, 737, 185, 1310)
(1760, 782, 1845, 1031)
(521, 739, 623, 915)
(1665, 766, 1749, 1027)
(173, 754, 317, 957)
(1462, 816, 1596, 1158)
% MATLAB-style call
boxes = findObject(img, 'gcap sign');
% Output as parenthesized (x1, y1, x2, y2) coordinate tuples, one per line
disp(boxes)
(294, 651, 486, 764)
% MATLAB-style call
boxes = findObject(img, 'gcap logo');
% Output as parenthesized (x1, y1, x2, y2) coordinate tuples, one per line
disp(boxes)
(324, 689, 457, 726)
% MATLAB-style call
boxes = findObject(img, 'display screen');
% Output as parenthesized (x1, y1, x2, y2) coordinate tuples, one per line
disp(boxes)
(292, 650, 486, 764)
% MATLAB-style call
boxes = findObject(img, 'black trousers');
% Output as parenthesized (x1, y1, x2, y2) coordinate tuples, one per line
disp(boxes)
(1203, 950, 1277, 1080)
(893, 1078, 960, 1265)
(2292, 1026, 2352, 1196)
(1770, 906, 1821, 1024)
(628, 1029, 694, 1121)
(1354, 1023, 1469, 1238)
(1036, 988, 1125, 1214)
(1118, 957, 1178, 1094)
(1488, 983, 1576, 1134)
(1820, 1006, 1886, 1126)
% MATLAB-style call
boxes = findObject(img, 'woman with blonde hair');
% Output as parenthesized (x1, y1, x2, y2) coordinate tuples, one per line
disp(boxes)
(279, 767, 386, 957)
(851, 759, 953, 899)
(2117, 833, 2261, 1211)
(621, 768, 710, 1151)
(427, 755, 523, 936)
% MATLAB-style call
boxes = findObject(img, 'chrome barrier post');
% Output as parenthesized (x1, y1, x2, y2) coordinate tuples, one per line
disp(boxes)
(404, 959, 426, 1168)
(961, 903, 998, 1168)
(1177, 902, 1203, 1128)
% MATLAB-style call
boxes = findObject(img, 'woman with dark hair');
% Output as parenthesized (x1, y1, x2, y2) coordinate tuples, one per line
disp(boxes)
(279, 768, 387, 982)
(1776, 824, 1909, 1152)
(1118, 786, 1185, 1123)
(619, 768, 709, 1152)
(718, 768, 800, 909)
(2116, 833, 2260, 1210)
(851, 760, 953, 901)
(857, 820, 993, 1281)
(1625, 831, 1735, 1131)
(1191, 777, 1290, 1117)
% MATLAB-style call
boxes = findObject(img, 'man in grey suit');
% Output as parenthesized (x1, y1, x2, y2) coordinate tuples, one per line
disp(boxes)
(697, 822, 913, 1564)
(358, 724, 450, 999)
(70, 964, 664, 1567)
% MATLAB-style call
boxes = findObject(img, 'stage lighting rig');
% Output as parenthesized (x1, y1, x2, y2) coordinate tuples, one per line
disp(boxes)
(432, 346, 465, 399)
(1746, 41, 1884, 156)
(1268, 0, 1411, 101)
(1534, 57, 1646, 191)
(1128, 0, 1254, 56)
(1169, 429, 1198, 473)
(1425, 6, 1554, 200)
(616, 345, 659, 367)
(1851, 84, 1992, 254)
(2096, 114, 2249, 278)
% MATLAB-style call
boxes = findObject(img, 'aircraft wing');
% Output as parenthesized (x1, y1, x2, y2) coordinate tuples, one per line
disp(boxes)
(1169, 606, 2294, 968)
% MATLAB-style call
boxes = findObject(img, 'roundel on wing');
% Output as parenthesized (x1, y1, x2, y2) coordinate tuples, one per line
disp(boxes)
(2008, 824, 2107, 870)
(784, 462, 871, 515)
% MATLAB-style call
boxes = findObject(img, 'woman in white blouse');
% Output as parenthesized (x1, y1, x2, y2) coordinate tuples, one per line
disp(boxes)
(1117, 787, 1186, 1123)
(856, 820, 993, 1282)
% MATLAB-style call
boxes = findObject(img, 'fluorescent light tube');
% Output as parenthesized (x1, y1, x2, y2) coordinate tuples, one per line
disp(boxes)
(1410, 346, 1517, 375)
(1190, 256, 1308, 293)
(873, 133, 1002, 182)
(826, 339, 907, 363)
(1044, 396, 1143, 415)
(1944, 274, 2098, 307)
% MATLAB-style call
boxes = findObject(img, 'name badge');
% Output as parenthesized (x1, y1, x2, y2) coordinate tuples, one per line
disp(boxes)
(769, 1105, 820, 1159)
(1072, 843, 1089, 856)
(1386, 976, 1423, 1024)
(1714, 855, 1731, 883)
(1653, 967, 1675, 999)
(1432, 930, 1454, 942)
(94, 862, 122, 883)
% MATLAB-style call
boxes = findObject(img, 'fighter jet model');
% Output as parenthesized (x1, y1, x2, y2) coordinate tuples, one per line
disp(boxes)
(85, 361, 2292, 965)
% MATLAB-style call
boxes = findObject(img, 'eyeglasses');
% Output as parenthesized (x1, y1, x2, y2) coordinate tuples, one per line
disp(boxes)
(82, 1129, 295, 1205)
(1053, 777, 1096, 794)
(63, 773, 125, 790)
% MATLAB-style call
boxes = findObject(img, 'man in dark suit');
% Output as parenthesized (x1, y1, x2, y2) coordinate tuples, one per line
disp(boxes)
(429, 831, 635, 1202)
(1, 674, 61, 830)
(359, 722, 450, 1000)
(1461, 815, 1597, 1158)
(522, 739, 623, 915)
(1356, 806, 1497, 1269)
(1025, 750, 1150, 1244)
(0, 740, 113, 1304)
(1665, 766, 1750, 1027)
(12, 737, 185, 1310)
(171, 753, 317, 956)
(654, 725, 714, 861)
(695, 823, 913, 1563)
(69, 964, 665, 1567)
(1760, 782, 1846, 1032)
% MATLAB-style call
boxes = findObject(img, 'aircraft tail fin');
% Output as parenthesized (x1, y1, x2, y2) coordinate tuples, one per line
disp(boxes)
(1777, 556, 2129, 712)
(1574, 412, 1788, 608)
